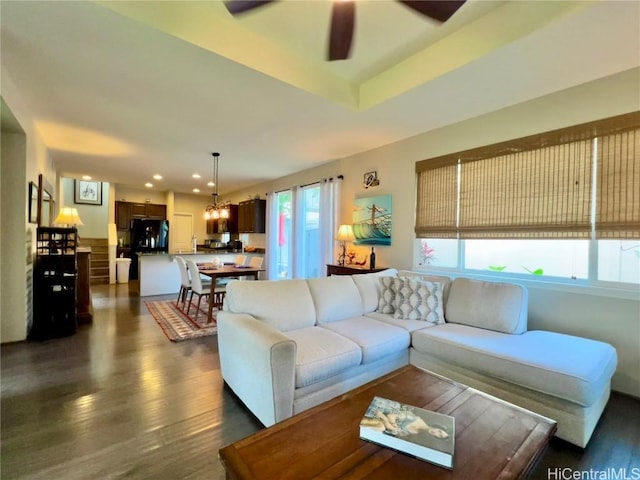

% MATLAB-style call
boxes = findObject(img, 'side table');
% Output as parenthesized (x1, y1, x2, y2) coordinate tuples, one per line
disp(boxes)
(326, 264, 387, 276)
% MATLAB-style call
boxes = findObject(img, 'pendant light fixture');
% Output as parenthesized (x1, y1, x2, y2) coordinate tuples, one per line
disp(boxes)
(203, 152, 230, 220)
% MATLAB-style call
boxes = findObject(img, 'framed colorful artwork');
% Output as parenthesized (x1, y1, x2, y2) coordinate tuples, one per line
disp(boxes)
(74, 179, 102, 205)
(352, 194, 392, 245)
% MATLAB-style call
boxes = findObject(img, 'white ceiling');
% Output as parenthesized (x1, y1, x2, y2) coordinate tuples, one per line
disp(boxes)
(1, 0, 639, 197)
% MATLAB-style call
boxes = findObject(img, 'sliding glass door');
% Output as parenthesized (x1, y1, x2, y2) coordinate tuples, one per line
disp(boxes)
(267, 178, 340, 280)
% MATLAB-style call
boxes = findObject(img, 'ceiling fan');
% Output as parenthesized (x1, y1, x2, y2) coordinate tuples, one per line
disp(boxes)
(224, 0, 466, 61)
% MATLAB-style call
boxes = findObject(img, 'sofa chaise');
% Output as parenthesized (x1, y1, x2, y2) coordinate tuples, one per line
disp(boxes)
(217, 269, 617, 447)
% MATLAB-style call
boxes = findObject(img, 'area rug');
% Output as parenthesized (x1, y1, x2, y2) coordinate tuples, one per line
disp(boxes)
(145, 300, 217, 342)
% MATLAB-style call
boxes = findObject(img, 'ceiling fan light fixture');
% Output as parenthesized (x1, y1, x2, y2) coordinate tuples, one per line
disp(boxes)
(225, 0, 466, 61)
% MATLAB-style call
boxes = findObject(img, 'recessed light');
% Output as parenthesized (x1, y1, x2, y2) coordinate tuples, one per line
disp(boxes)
(207, 181, 215, 187)
(153, 174, 162, 180)
(145, 183, 153, 188)
(192, 173, 201, 179)
(82, 175, 92, 180)
(193, 188, 200, 193)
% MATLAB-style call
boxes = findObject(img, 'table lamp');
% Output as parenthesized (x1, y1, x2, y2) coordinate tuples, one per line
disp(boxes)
(54, 207, 84, 227)
(336, 224, 355, 266)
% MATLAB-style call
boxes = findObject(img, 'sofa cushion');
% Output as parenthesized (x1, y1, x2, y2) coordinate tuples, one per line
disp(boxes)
(397, 271, 452, 305)
(412, 324, 617, 407)
(307, 276, 363, 324)
(285, 326, 362, 388)
(365, 312, 440, 333)
(446, 278, 528, 334)
(320, 317, 410, 364)
(394, 278, 445, 323)
(225, 279, 316, 332)
(378, 276, 398, 314)
(352, 268, 398, 313)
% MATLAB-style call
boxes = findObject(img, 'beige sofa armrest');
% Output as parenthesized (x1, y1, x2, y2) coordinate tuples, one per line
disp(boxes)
(217, 312, 296, 426)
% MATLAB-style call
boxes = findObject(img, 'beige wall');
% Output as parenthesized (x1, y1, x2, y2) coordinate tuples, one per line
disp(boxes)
(1, 70, 56, 342)
(60, 177, 110, 238)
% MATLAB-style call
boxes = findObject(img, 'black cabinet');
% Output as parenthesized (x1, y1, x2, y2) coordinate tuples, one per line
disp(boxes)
(31, 227, 78, 340)
(207, 205, 239, 234)
(238, 199, 266, 233)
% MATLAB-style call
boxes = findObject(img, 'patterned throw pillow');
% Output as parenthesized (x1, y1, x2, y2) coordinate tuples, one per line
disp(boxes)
(393, 278, 445, 323)
(377, 276, 397, 314)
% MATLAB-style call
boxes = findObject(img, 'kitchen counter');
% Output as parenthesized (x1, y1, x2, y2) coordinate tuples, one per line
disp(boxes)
(197, 246, 266, 254)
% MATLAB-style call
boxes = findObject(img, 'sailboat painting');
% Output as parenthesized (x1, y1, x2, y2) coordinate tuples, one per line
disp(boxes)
(352, 195, 392, 246)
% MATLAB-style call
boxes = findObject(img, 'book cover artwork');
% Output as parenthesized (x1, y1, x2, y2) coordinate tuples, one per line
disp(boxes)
(359, 396, 455, 469)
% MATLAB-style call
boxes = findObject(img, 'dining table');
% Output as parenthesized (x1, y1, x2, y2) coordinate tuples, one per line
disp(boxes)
(198, 264, 264, 323)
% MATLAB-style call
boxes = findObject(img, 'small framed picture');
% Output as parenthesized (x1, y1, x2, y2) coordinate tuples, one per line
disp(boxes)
(75, 179, 102, 205)
(363, 171, 379, 189)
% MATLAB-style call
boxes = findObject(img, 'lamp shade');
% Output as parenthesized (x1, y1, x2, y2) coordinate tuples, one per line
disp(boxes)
(54, 207, 84, 226)
(336, 224, 355, 242)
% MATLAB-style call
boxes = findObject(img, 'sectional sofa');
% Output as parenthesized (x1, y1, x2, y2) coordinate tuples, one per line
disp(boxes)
(217, 269, 617, 447)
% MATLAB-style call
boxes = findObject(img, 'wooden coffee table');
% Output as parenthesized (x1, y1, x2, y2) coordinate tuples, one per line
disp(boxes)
(219, 365, 556, 479)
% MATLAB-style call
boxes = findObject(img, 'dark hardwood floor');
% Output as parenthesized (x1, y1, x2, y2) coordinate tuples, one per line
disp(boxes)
(2, 284, 638, 479)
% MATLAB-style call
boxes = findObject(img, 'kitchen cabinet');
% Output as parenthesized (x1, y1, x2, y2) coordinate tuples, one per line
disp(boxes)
(145, 203, 167, 219)
(115, 201, 167, 245)
(116, 201, 131, 230)
(130, 203, 147, 218)
(128, 202, 166, 219)
(238, 199, 266, 233)
(206, 205, 239, 234)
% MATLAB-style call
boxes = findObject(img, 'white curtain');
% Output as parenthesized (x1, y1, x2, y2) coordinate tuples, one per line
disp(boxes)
(319, 177, 341, 271)
(266, 178, 341, 280)
(265, 192, 279, 280)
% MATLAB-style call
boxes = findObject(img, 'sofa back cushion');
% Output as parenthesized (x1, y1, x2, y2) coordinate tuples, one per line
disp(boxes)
(397, 270, 452, 306)
(307, 275, 363, 324)
(225, 279, 316, 331)
(352, 268, 398, 313)
(394, 278, 445, 323)
(445, 278, 528, 334)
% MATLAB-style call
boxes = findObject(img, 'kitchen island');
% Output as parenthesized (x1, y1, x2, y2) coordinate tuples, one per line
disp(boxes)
(137, 251, 264, 297)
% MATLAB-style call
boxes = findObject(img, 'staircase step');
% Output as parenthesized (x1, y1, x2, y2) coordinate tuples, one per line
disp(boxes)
(90, 276, 109, 285)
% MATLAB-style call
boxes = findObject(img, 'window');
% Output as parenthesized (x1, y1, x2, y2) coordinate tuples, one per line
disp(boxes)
(266, 177, 341, 280)
(297, 185, 321, 278)
(414, 112, 640, 286)
(273, 190, 292, 279)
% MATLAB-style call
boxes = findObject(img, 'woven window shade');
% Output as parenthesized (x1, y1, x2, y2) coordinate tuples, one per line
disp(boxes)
(415, 160, 458, 238)
(414, 112, 639, 240)
(459, 141, 593, 238)
(596, 128, 640, 239)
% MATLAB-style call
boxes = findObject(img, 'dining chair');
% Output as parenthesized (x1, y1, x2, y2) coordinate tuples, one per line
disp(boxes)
(248, 256, 264, 269)
(185, 259, 211, 321)
(234, 254, 247, 266)
(175, 256, 191, 310)
(239, 255, 264, 281)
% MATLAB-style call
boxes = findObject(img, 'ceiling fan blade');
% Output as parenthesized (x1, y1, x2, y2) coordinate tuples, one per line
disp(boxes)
(224, 0, 275, 15)
(398, 0, 466, 22)
(328, 1, 355, 61)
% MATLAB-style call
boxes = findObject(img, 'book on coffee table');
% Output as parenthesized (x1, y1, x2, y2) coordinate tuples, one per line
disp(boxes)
(359, 396, 455, 469)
